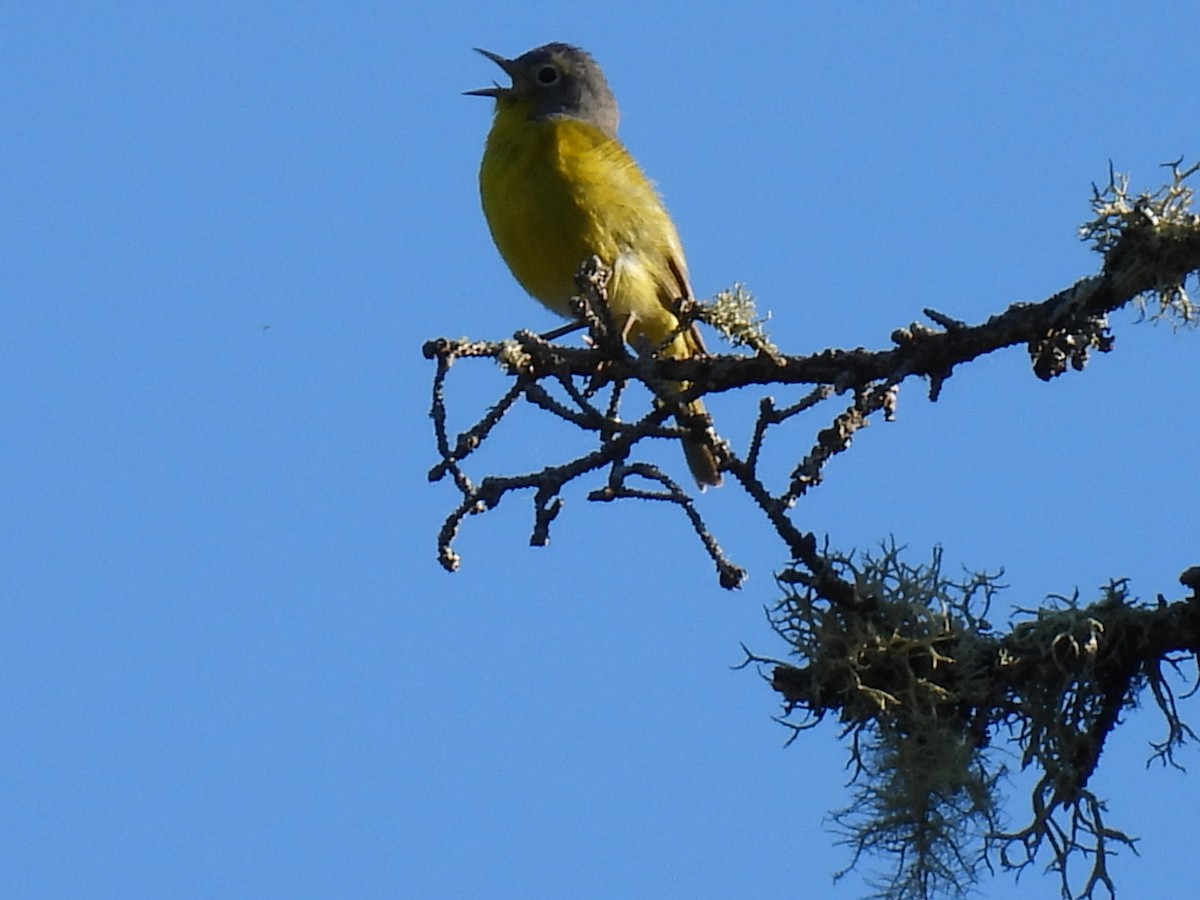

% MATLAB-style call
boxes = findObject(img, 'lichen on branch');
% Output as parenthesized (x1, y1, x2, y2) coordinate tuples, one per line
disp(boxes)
(427, 162, 1200, 898)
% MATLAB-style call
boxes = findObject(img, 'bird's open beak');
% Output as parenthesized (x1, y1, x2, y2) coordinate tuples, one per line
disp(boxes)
(464, 48, 515, 98)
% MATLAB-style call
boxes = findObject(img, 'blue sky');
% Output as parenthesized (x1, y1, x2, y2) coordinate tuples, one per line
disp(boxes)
(2, 2, 1198, 898)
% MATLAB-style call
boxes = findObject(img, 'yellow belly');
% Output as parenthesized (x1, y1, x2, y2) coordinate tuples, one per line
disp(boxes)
(478, 112, 691, 354)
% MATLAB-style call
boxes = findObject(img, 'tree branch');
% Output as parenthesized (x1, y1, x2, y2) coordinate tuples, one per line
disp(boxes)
(427, 161, 1200, 899)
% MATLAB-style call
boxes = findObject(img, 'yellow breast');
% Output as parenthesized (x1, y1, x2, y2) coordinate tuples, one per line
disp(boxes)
(478, 108, 691, 352)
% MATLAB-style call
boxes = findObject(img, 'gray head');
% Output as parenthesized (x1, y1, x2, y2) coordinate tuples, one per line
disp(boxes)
(465, 42, 620, 138)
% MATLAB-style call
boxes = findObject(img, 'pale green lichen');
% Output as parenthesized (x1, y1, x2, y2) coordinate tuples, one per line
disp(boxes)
(1080, 160, 1200, 326)
(701, 283, 780, 358)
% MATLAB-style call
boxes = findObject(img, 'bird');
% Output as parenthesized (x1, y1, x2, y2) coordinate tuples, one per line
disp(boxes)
(466, 42, 722, 488)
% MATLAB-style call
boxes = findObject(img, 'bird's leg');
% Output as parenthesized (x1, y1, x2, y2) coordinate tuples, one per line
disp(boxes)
(618, 311, 640, 347)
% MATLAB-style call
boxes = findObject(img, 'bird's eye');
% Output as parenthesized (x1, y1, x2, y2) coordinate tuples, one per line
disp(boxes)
(536, 65, 559, 85)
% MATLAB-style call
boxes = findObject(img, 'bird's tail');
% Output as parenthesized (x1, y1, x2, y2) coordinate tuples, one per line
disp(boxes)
(659, 320, 722, 489)
(678, 397, 722, 489)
